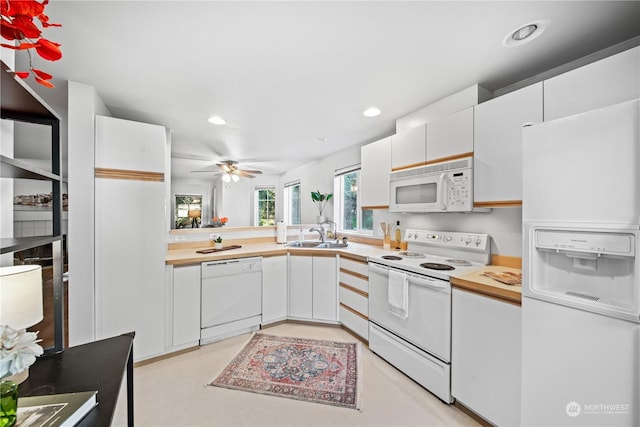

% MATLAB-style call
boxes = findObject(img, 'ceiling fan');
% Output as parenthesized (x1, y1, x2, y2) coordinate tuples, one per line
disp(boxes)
(191, 160, 263, 182)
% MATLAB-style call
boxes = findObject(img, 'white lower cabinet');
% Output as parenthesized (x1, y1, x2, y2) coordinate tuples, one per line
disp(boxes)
(288, 255, 313, 319)
(288, 254, 337, 322)
(262, 255, 288, 325)
(171, 264, 201, 349)
(451, 288, 521, 426)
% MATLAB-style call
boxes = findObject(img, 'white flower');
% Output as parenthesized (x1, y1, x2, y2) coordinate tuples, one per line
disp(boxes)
(0, 325, 43, 378)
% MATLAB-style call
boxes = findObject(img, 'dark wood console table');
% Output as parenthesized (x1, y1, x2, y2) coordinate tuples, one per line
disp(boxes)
(18, 332, 134, 427)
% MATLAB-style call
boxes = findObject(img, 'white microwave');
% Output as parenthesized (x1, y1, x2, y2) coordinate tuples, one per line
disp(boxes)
(389, 157, 474, 213)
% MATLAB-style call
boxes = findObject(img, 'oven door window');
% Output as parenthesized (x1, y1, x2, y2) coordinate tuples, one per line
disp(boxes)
(396, 182, 437, 204)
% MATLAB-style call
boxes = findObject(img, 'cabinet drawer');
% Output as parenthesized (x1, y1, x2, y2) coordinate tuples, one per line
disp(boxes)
(339, 285, 368, 316)
(339, 271, 368, 293)
(339, 306, 369, 340)
(340, 258, 369, 276)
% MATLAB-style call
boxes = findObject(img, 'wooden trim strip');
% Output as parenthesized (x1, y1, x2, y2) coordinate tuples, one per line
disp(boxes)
(340, 268, 368, 281)
(339, 252, 369, 262)
(474, 200, 522, 208)
(361, 205, 389, 210)
(425, 151, 473, 165)
(391, 152, 473, 172)
(491, 254, 522, 269)
(340, 302, 368, 321)
(391, 161, 427, 172)
(95, 168, 164, 182)
(340, 282, 369, 298)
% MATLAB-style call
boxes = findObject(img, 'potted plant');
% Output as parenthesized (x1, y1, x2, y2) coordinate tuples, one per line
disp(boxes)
(213, 235, 223, 249)
(311, 190, 333, 223)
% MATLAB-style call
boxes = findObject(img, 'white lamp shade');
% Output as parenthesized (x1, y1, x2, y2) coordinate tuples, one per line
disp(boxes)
(0, 265, 44, 329)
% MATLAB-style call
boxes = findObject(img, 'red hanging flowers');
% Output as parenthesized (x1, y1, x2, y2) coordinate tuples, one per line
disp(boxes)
(1, 0, 62, 88)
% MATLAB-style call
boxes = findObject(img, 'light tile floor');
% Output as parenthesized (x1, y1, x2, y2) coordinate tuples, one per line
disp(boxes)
(131, 323, 480, 426)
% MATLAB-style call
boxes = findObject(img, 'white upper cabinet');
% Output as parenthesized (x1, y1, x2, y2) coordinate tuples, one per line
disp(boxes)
(474, 83, 543, 206)
(360, 136, 391, 208)
(95, 115, 166, 172)
(391, 124, 427, 170)
(544, 46, 640, 121)
(426, 106, 474, 162)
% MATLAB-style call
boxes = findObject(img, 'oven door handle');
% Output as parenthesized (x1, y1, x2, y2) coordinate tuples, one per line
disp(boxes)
(368, 263, 391, 276)
(369, 263, 450, 291)
(408, 274, 449, 290)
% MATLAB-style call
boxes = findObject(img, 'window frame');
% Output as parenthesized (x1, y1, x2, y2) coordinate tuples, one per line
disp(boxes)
(333, 166, 373, 235)
(283, 180, 301, 225)
(254, 186, 276, 226)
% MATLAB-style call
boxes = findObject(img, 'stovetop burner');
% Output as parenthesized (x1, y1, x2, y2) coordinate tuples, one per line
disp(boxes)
(398, 251, 426, 259)
(381, 255, 403, 261)
(420, 262, 455, 271)
(445, 259, 472, 267)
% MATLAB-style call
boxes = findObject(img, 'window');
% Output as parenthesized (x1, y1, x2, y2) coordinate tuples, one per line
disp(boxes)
(175, 195, 202, 228)
(283, 180, 301, 225)
(255, 186, 276, 226)
(334, 167, 373, 233)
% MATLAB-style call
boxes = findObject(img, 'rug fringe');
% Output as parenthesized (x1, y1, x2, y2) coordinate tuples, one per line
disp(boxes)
(356, 341, 364, 411)
(204, 331, 258, 386)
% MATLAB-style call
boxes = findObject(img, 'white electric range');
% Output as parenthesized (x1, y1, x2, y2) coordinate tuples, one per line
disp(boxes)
(368, 228, 490, 403)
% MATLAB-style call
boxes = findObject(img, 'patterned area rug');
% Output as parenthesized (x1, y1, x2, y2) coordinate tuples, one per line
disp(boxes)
(209, 333, 361, 409)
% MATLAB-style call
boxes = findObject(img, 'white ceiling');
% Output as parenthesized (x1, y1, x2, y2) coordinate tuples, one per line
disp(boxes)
(15, 1, 640, 181)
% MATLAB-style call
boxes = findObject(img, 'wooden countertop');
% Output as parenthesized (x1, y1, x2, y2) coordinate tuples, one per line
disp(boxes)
(165, 241, 395, 266)
(167, 240, 523, 305)
(450, 265, 522, 305)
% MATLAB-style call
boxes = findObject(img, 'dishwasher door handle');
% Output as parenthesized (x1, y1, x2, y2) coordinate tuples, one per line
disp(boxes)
(204, 260, 240, 267)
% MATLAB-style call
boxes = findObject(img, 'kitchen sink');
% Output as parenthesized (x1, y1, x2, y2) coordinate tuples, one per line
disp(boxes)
(286, 240, 348, 249)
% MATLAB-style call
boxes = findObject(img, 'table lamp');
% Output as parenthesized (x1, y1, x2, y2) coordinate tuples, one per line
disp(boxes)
(188, 209, 201, 228)
(0, 265, 44, 383)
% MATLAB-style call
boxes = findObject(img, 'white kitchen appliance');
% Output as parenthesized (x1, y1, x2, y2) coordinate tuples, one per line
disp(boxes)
(521, 99, 640, 426)
(200, 257, 262, 344)
(389, 157, 474, 212)
(368, 229, 490, 403)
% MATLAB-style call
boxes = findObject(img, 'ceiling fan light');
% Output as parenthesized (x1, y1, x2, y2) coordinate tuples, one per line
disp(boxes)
(222, 173, 231, 183)
(231, 174, 239, 182)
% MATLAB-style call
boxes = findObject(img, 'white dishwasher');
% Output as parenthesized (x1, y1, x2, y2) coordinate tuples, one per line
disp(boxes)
(200, 257, 262, 345)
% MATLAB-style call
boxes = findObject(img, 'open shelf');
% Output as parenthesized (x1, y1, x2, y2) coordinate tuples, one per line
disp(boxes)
(1, 59, 65, 353)
(0, 154, 61, 180)
(1, 235, 62, 255)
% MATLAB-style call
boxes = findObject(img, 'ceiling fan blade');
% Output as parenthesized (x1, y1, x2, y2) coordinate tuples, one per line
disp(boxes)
(239, 169, 263, 174)
(235, 170, 256, 178)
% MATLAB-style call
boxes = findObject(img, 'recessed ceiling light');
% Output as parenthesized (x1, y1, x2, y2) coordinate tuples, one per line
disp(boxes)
(502, 19, 550, 47)
(208, 115, 227, 125)
(363, 107, 381, 117)
(313, 136, 327, 143)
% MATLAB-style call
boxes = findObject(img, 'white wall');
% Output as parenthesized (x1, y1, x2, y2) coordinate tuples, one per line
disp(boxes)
(67, 81, 111, 346)
(212, 173, 282, 227)
(280, 144, 363, 224)
(171, 178, 214, 228)
(279, 143, 523, 258)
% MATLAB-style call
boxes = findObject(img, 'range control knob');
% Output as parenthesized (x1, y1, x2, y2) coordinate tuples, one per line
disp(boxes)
(444, 235, 452, 242)
(464, 236, 472, 245)
(475, 237, 483, 246)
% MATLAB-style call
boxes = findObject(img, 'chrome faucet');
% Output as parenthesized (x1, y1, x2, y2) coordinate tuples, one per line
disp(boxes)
(309, 227, 325, 242)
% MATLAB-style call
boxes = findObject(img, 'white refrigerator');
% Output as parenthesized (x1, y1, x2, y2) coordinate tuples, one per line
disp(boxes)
(521, 99, 640, 426)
